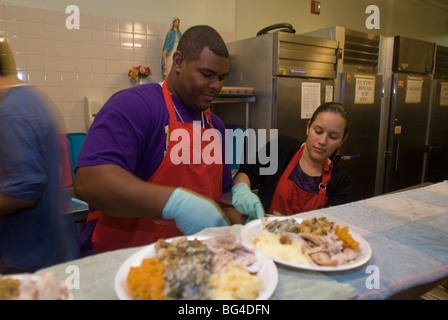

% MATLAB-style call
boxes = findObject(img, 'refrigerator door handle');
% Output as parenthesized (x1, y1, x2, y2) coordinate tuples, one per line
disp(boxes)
(340, 154, 360, 161)
(394, 139, 400, 171)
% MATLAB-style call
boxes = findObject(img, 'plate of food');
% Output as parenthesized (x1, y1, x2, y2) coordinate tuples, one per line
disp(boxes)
(0, 272, 72, 300)
(241, 216, 372, 272)
(114, 229, 278, 300)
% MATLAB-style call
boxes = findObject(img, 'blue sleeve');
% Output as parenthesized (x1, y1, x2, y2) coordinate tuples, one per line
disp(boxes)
(0, 107, 47, 200)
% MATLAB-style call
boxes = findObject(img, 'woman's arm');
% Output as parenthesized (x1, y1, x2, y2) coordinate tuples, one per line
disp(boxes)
(233, 172, 251, 187)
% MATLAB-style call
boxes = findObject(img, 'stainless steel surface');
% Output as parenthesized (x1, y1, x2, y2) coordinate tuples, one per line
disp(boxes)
(303, 26, 380, 75)
(342, 28, 380, 74)
(274, 32, 338, 78)
(392, 36, 435, 74)
(338, 73, 383, 201)
(303, 26, 385, 200)
(220, 34, 274, 131)
(434, 45, 448, 79)
(426, 45, 448, 183)
(384, 73, 432, 193)
(274, 77, 335, 141)
(217, 31, 338, 136)
(426, 78, 448, 182)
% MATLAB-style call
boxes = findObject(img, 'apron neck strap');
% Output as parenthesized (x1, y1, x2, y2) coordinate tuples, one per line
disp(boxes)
(162, 79, 213, 128)
(318, 159, 332, 195)
(162, 79, 178, 120)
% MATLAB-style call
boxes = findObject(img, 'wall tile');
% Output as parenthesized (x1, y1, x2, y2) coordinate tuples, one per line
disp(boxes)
(77, 72, 93, 87)
(45, 86, 62, 102)
(75, 27, 90, 43)
(6, 20, 25, 37)
(105, 17, 119, 32)
(105, 30, 119, 46)
(59, 25, 75, 42)
(0, 3, 5, 20)
(76, 57, 91, 73)
(61, 56, 77, 72)
(0, 20, 6, 35)
(120, 46, 133, 61)
(40, 9, 59, 25)
(45, 71, 62, 87)
(91, 29, 105, 44)
(91, 58, 106, 73)
(24, 22, 42, 39)
(76, 42, 90, 58)
(26, 54, 44, 70)
(13, 53, 26, 70)
(60, 41, 76, 57)
(44, 55, 61, 71)
(8, 36, 26, 53)
(90, 15, 105, 31)
(119, 19, 133, 33)
(106, 45, 120, 60)
(27, 70, 45, 86)
(22, 7, 41, 23)
(43, 39, 61, 56)
(91, 43, 106, 59)
(133, 21, 146, 35)
(4, 4, 23, 21)
(61, 72, 78, 86)
(3, 4, 166, 132)
(42, 23, 59, 40)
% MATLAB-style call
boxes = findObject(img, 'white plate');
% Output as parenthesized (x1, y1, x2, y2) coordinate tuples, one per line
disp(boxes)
(241, 217, 372, 272)
(114, 235, 278, 300)
(3, 274, 73, 300)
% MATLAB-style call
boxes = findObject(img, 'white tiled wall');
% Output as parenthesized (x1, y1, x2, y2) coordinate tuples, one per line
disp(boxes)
(0, 2, 169, 132)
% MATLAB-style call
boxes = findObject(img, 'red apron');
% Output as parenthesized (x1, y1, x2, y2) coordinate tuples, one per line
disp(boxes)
(86, 80, 223, 253)
(268, 144, 331, 216)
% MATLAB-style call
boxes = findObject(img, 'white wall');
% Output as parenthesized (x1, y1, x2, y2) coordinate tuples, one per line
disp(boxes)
(2, 0, 236, 133)
(235, 0, 448, 45)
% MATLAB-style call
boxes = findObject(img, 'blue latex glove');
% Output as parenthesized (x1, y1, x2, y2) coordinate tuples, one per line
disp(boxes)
(231, 182, 265, 221)
(162, 188, 229, 235)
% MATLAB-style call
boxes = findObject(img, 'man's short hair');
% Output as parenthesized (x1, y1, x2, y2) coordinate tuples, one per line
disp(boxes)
(177, 25, 229, 61)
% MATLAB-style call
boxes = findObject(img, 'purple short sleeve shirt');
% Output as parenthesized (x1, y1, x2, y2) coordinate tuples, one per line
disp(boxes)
(76, 83, 232, 194)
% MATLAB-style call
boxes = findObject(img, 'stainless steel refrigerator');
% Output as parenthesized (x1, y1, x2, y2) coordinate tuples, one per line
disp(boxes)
(426, 45, 448, 183)
(383, 36, 435, 193)
(304, 27, 384, 201)
(215, 31, 339, 144)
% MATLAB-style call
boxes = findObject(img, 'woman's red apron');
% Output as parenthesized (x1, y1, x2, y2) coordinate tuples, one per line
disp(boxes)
(86, 80, 223, 253)
(268, 144, 331, 216)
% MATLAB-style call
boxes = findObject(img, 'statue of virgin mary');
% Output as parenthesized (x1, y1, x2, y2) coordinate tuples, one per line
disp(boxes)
(161, 17, 181, 79)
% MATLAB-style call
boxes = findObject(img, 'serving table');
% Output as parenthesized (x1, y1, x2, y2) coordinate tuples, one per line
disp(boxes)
(36, 181, 448, 300)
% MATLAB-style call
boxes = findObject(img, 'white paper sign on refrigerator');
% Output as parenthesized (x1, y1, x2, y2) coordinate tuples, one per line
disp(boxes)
(301, 82, 321, 119)
(354, 76, 375, 104)
(405, 78, 423, 103)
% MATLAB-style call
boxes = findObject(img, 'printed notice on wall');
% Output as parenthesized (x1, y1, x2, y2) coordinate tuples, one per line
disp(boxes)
(405, 78, 423, 103)
(440, 83, 448, 107)
(301, 82, 321, 119)
(354, 77, 375, 104)
(325, 85, 333, 102)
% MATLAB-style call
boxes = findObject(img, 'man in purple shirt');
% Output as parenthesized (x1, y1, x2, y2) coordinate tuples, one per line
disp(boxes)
(75, 26, 235, 255)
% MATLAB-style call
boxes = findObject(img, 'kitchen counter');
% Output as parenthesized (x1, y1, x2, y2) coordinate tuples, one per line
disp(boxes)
(36, 181, 448, 300)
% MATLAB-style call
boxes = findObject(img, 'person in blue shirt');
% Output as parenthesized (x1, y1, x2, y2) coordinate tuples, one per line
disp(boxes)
(0, 38, 79, 274)
(162, 17, 182, 79)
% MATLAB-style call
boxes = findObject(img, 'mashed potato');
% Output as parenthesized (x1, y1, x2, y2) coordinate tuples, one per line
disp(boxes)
(255, 230, 310, 265)
(210, 263, 263, 300)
